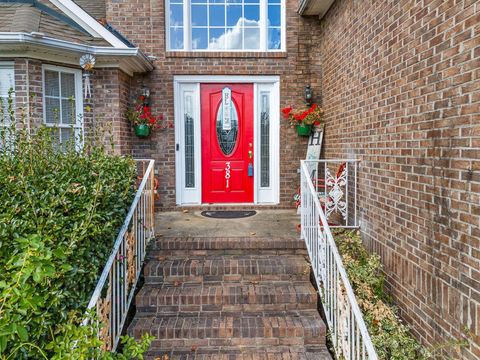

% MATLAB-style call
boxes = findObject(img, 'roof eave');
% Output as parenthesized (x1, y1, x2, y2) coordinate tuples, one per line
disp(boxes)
(298, 0, 335, 19)
(0, 33, 154, 75)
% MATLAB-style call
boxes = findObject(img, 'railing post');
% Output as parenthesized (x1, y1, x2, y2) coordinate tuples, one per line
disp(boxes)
(300, 161, 305, 239)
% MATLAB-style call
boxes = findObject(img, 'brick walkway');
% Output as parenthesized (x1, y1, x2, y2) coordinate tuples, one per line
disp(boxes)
(128, 214, 331, 359)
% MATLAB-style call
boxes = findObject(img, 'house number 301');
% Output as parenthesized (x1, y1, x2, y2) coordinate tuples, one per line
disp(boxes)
(225, 162, 231, 189)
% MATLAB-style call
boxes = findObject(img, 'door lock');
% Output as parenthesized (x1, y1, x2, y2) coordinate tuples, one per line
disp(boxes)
(248, 150, 253, 159)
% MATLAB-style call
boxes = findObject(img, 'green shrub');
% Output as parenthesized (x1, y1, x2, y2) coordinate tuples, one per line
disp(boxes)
(0, 95, 151, 358)
(333, 230, 430, 360)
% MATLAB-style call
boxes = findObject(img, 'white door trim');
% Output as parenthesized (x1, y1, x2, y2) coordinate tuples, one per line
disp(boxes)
(174, 75, 280, 205)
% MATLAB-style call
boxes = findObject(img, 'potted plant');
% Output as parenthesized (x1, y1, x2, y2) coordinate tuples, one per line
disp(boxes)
(126, 96, 167, 138)
(282, 103, 323, 136)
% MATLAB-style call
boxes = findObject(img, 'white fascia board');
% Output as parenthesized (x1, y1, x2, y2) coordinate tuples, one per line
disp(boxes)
(0, 33, 154, 74)
(48, 0, 128, 48)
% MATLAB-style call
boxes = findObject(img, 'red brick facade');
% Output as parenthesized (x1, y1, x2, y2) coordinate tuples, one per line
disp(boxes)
(105, 0, 322, 209)
(5, 0, 479, 357)
(317, 0, 479, 358)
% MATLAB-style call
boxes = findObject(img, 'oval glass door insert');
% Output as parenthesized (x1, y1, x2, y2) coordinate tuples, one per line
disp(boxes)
(216, 88, 239, 156)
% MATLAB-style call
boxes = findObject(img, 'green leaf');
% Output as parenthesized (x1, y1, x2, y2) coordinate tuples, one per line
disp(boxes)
(16, 325, 28, 341)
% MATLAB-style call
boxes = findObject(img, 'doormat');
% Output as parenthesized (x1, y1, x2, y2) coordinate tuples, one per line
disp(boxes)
(200, 211, 257, 219)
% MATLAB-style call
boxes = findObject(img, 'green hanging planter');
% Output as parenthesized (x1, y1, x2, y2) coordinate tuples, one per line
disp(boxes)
(134, 124, 151, 138)
(296, 123, 312, 136)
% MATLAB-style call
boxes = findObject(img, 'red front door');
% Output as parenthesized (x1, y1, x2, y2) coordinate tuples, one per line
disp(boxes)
(201, 83, 254, 203)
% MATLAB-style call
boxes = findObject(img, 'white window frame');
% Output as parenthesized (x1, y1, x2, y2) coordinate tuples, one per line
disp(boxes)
(165, 0, 286, 52)
(174, 75, 280, 205)
(0, 62, 15, 148)
(42, 65, 84, 148)
(255, 82, 279, 204)
(0, 61, 15, 123)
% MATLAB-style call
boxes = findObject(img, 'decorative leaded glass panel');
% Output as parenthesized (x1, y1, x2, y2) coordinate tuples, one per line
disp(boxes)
(184, 94, 195, 188)
(216, 93, 238, 156)
(260, 93, 270, 187)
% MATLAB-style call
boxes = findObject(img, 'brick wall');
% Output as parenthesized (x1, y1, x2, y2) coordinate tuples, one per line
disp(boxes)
(8, 59, 130, 155)
(93, 68, 133, 155)
(105, 0, 322, 209)
(13, 59, 43, 129)
(317, 0, 479, 358)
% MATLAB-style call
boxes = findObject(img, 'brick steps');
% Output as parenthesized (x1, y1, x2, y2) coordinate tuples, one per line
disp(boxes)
(148, 237, 307, 257)
(128, 311, 326, 349)
(136, 282, 317, 314)
(128, 236, 330, 358)
(144, 255, 311, 284)
(144, 345, 331, 360)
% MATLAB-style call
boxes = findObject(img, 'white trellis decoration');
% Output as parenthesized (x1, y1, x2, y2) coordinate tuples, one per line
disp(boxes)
(325, 166, 348, 220)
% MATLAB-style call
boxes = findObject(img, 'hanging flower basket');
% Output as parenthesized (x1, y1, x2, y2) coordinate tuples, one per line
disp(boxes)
(127, 95, 172, 139)
(296, 123, 312, 136)
(134, 124, 151, 138)
(281, 103, 323, 137)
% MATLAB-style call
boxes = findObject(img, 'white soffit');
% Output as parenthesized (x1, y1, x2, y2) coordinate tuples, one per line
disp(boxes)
(298, 0, 335, 19)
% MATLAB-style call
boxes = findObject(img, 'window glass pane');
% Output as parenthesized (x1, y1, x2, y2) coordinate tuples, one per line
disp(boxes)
(191, 5, 207, 26)
(244, 27, 260, 49)
(268, 27, 281, 49)
(169, 4, 183, 26)
(267, 5, 280, 26)
(192, 27, 208, 49)
(216, 98, 238, 156)
(61, 98, 76, 124)
(209, 5, 225, 26)
(170, 27, 184, 49)
(61, 73, 75, 98)
(227, 5, 242, 26)
(209, 28, 226, 49)
(260, 92, 270, 187)
(169, 0, 283, 51)
(244, 5, 259, 22)
(45, 97, 60, 124)
(225, 26, 242, 49)
(0, 97, 9, 124)
(0, 67, 14, 97)
(44, 70, 59, 97)
(61, 128, 73, 147)
(184, 94, 195, 188)
(0, 66, 14, 130)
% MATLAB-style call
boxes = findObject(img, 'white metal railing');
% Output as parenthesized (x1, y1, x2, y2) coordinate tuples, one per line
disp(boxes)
(300, 160, 378, 360)
(83, 159, 155, 351)
(302, 159, 359, 228)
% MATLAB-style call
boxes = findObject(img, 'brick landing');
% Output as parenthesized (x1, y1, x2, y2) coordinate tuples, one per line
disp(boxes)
(128, 236, 331, 359)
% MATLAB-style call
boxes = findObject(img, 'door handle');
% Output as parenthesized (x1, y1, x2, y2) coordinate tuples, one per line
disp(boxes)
(248, 150, 253, 159)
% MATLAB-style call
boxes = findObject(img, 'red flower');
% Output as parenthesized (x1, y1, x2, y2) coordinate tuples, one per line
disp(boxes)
(139, 95, 145, 101)
(149, 117, 156, 124)
(314, 121, 321, 126)
(281, 106, 293, 117)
